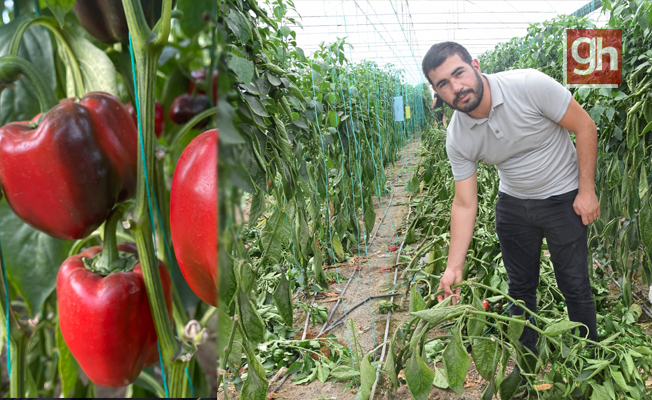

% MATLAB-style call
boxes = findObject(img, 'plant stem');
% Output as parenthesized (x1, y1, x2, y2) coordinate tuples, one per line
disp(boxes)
(0, 55, 58, 114)
(9, 334, 28, 398)
(122, 0, 186, 396)
(7, 17, 85, 96)
(89, 205, 133, 275)
(216, 317, 239, 394)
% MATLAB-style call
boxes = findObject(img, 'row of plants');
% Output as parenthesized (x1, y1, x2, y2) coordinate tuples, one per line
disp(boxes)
(216, 0, 434, 398)
(367, 1, 652, 399)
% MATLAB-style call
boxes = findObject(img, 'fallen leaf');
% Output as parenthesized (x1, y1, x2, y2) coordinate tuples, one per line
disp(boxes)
(533, 383, 553, 391)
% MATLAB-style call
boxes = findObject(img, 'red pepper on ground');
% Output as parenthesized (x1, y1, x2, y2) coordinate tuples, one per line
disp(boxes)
(0, 92, 137, 240)
(170, 129, 218, 306)
(57, 208, 172, 387)
(388, 245, 399, 252)
(125, 100, 165, 138)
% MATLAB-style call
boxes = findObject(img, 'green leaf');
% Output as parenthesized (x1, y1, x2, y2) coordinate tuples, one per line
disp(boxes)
(406, 174, 420, 195)
(267, 73, 282, 86)
(627, 123, 638, 150)
(328, 110, 339, 128)
(229, 56, 254, 86)
(0, 202, 73, 315)
(359, 354, 376, 400)
(44, 0, 75, 27)
(384, 340, 398, 389)
(177, 0, 213, 38)
(411, 304, 472, 325)
(60, 25, 118, 96)
(472, 338, 498, 381)
(610, 368, 630, 392)
(606, 107, 616, 122)
(241, 340, 268, 400)
(589, 382, 611, 400)
(405, 349, 436, 400)
(432, 367, 448, 389)
(443, 330, 471, 395)
(273, 271, 293, 326)
(56, 321, 78, 398)
(243, 94, 270, 117)
(317, 363, 329, 383)
(614, 91, 627, 101)
(468, 295, 486, 338)
(639, 165, 649, 201)
(331, 234, 344, 260)
(0, 16, 56, 125)
(280, 26, 291, 37)
(237, 288, 265, 343)
(498, 368, 522, 400)
(313, 245, 328, 288)
(507, 314, 525, 343)
(248, 190, 266, 230)
(217, 101, 244, 144)
(409, 285, 426, 313)
(261, 209, 291, 263)
(640, 120, 652, 136)
(330, 365, 359, 380)
(588, 105, 606, 122)
(543, 320, 582, 337)
(577, 360, 610, 382)
(225, 9, 252, 44)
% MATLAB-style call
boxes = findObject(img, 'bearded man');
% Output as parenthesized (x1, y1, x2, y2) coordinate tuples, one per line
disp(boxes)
(421, 41, 600, 381)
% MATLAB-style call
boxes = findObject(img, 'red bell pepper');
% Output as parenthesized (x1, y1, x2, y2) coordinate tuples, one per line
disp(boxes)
(57, 234, 173, 387)
(73, 0, 175, 44)
(188, 69, 218, 104)
(0, 92, 138, 240)
(169, 93, 211, 129)
(170, 129, 218, 306)
(125, 100, 165, 138)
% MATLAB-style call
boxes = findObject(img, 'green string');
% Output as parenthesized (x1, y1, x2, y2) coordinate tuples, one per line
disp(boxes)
(128, 33, 170, 399)
(0, 240, 10, 382)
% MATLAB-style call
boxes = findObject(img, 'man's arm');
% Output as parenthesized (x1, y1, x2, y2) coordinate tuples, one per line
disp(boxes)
(557, 97, 600, 225)
(438, 171, 478, 305)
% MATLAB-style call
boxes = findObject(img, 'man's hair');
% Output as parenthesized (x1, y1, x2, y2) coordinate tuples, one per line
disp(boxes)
(422, 42, 473, 86)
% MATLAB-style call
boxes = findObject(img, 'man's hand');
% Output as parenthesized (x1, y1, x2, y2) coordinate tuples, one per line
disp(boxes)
(573, 189, 600, 225)
(437, 267, 464, 305)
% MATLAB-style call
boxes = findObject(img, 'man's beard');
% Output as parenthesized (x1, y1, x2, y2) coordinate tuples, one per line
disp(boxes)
(443, 70, 484, 113)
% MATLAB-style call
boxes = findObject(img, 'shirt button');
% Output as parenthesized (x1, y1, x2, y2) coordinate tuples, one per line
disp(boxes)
(496, 130, 500, 133)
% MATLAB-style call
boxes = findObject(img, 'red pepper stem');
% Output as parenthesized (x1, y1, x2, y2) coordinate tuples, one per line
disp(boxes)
(0, 55, 58, 115)
(89, 204, 133, 276)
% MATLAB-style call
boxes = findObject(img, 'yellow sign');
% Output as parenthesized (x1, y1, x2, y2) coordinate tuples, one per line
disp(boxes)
(405, 106, 411, 119)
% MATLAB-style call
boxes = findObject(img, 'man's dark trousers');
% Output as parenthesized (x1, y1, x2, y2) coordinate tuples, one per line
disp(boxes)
(495, 188, 599, 355)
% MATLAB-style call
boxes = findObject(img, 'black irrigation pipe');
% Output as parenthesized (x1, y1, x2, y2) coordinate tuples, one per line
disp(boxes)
(322, 293, 403, 334)
(318, 275, 355, 337)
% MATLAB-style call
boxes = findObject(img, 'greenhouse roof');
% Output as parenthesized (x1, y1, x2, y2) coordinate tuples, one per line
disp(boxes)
(284, 1, 607, 85)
